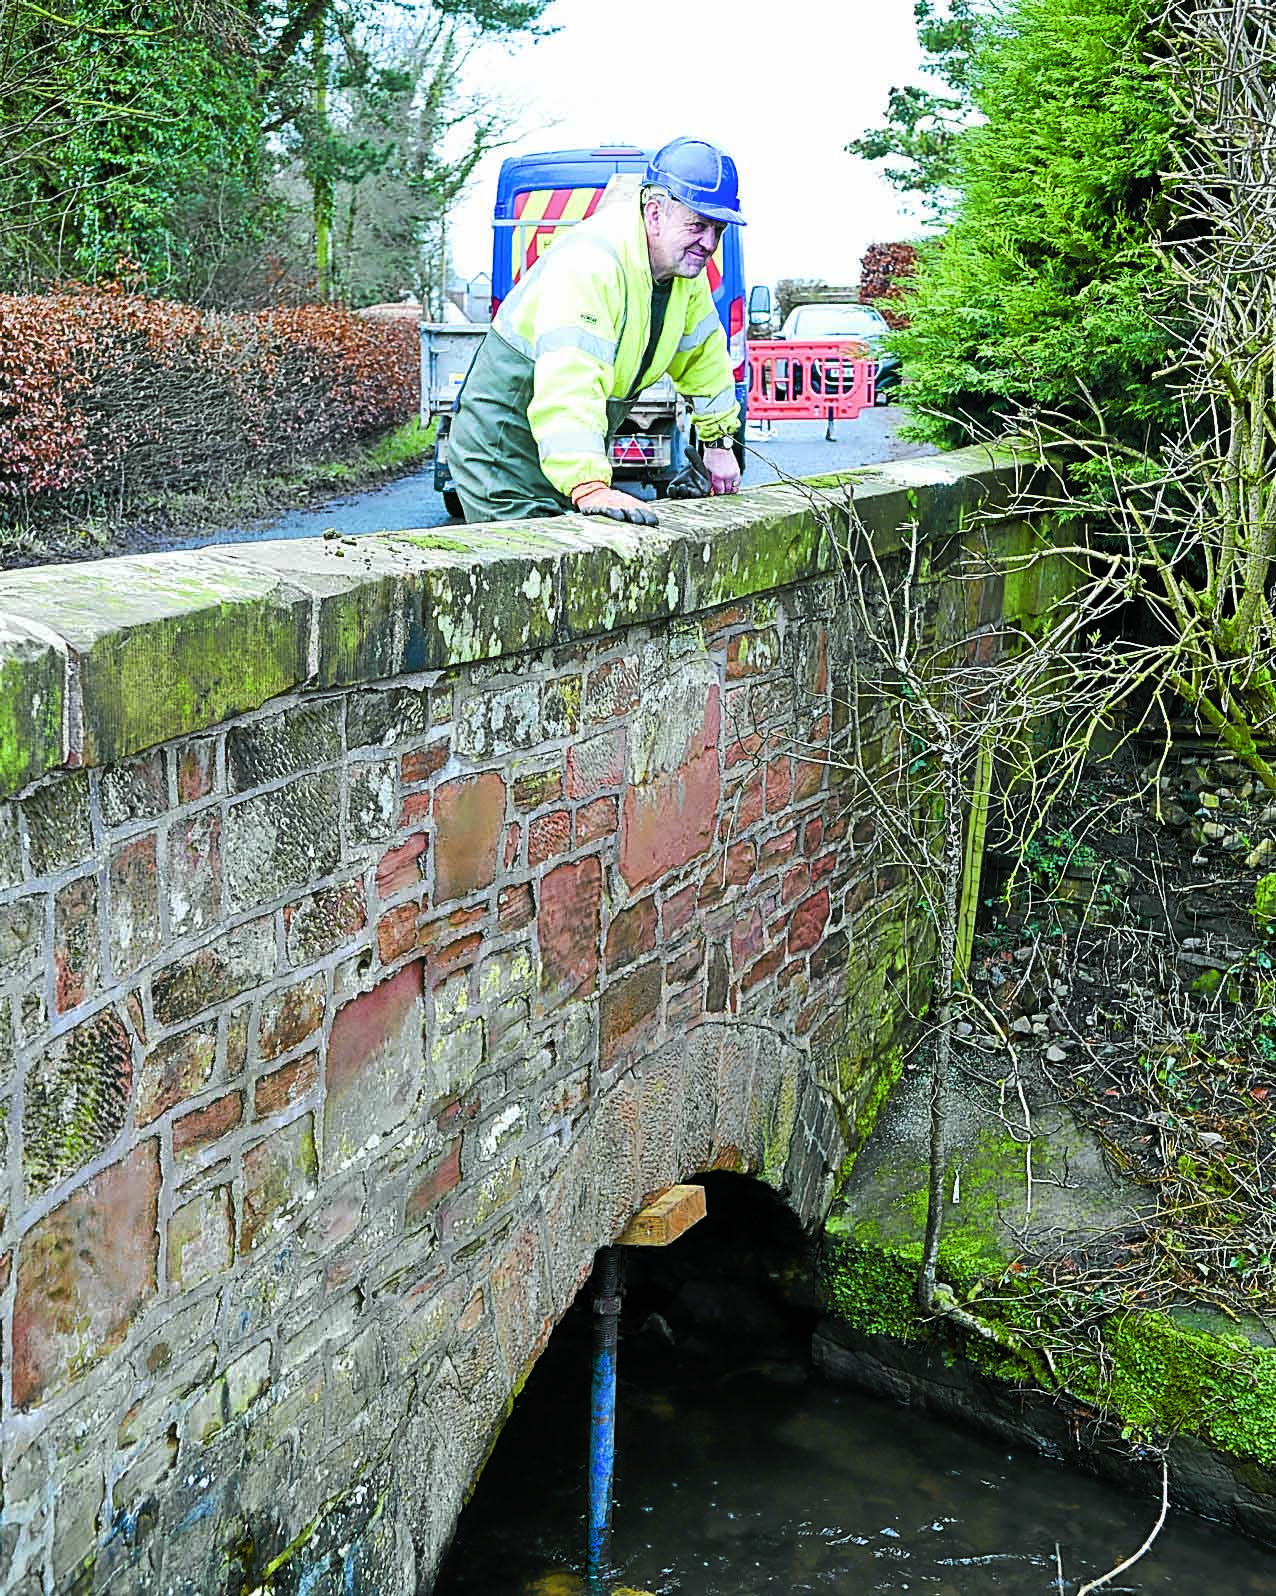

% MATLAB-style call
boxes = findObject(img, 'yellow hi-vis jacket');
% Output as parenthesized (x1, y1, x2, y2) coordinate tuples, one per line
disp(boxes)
(489, 196, 740, 497)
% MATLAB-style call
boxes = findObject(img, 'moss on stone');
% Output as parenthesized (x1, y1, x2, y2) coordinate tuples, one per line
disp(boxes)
(0, 622, 65, 800)
(823, 1117, 1276, 1468)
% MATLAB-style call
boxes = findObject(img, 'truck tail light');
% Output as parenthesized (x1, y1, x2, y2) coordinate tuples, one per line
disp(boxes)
(728, 296, 745, 381)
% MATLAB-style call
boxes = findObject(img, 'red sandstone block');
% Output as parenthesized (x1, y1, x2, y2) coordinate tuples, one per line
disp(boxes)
(853, 815, 876, 847)
(528, 809, 572, 868)
(803, 817, 825, 855)
(258, 974, 324, 1062)
(325, 961, 425, 1167)
(701, 602, 751, 642)
(793, 758, 824, 803)
(805, 627, 830, 695)
(539, 857, 602, 1002)
(795, 996, 825, 1035)
(137, 1024, 217, 1125)
(490, 1220, 552, 1378)
(662, 882, 698, 936)
(177, 739, 215, 802)
(600, 961, 662, 1071)
(788, 889, 831, 956)
(12, 1142, 160, 1409)
(619, 688, 721, 892)
(698, 856, 725, 908)
(376, 903, 420, 963)
(566, 729, 626, 798)
(742, 942, 784, 993)
(433, 770, 506, 903)
(405, 1139, 462, 1226)
(399, 791, 431, 829)
(759, 828, 798, 871)
(255, 1050, 319, 1118)
(730, 909, 763, 967)
(726, 840, 755, 885)
(54, 875, 100, 1014)
(778, 957, 807, 991)
(706, 945, 729, 1012)
(576, 796, 618, 844)
(811, 851, 837, 886)
(402, 741, 449, 785)
(666, 936, 704, 988)
(765, 756, 793, 812)
(498, 883, 535, 933)
(423, 904, 486, 945)
(376, 833, 429, 899)
(430, 931, 482, 984)
(173, 1091, 243, 1162)
(783, 865, 811, 904)
(726, 629, 780, 680)
(665, 982, 703, 1032)
(725, 730, 764, 769)
(605, 897, 658, 971)
(734, 772, 764, 830)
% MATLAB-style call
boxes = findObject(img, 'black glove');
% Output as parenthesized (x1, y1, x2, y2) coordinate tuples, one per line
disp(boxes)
(666, 443, 713, 501)
(580, 502, 659, 527)
(572, 484, 659, 527)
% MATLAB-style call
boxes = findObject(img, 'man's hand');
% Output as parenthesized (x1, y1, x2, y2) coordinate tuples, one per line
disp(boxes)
(702, 443, 741, 495)
(571, 482, 658, 527)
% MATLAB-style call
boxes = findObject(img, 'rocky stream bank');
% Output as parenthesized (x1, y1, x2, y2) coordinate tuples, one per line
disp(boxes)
(818, 742, 1276, 1545)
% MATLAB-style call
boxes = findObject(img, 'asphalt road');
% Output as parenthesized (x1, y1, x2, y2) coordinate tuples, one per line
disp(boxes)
(189, 408, 934, 551)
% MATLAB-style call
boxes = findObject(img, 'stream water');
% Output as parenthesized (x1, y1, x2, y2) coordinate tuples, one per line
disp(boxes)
(433, 1312, 1275, 1596)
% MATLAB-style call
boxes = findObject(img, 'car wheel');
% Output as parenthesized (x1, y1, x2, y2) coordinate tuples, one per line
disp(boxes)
(442, 489, 464, 519)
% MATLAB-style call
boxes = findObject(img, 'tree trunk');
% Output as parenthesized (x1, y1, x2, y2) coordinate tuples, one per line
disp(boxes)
(312, 6, 332, 301)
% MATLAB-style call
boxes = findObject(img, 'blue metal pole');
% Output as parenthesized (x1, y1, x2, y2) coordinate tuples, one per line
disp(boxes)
(587, 1246, 621, 1586)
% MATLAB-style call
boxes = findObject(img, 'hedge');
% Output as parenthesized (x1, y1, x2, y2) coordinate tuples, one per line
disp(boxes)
(0, 287, 419, 514)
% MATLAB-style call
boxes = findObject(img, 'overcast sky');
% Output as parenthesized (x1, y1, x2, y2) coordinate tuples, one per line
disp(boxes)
(447, 0, 934, 290)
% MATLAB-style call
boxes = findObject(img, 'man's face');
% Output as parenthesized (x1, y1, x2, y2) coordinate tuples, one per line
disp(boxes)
(645, 197, 726, 281)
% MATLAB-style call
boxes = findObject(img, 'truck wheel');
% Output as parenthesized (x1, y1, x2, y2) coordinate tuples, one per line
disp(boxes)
(442, 489, 464, 520)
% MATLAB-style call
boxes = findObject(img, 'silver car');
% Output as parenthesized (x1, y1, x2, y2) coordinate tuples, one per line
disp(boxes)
(777, 302, 901, 399)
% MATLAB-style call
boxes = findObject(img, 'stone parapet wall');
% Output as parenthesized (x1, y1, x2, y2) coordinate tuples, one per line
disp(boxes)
(0, 450, 1026, 1594)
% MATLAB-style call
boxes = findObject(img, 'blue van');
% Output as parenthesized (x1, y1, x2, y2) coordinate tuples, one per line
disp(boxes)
(493, 147, 748, 465)
(432, 144, 748, 511)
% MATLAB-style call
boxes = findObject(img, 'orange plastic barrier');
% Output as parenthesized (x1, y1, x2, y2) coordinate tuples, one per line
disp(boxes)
(746, 340, 875, 421)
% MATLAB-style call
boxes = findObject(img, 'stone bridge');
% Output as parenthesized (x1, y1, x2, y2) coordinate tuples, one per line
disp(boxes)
(0, 448, 1034, 1594)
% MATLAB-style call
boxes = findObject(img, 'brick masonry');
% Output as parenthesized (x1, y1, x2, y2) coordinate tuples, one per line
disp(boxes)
(0, 452, 1033, 1595)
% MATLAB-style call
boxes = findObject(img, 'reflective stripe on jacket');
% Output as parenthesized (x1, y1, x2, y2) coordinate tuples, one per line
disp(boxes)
(488, 196, 740, 496)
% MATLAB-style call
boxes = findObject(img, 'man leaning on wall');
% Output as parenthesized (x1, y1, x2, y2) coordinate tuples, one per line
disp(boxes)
(447, 137, 745, 528)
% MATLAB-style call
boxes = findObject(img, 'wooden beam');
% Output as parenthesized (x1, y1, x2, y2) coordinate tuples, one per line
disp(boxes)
(615, 1184, 706, 1247)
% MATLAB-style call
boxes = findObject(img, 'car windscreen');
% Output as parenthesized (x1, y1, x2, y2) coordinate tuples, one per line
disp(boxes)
(790, 308, 884, 340)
